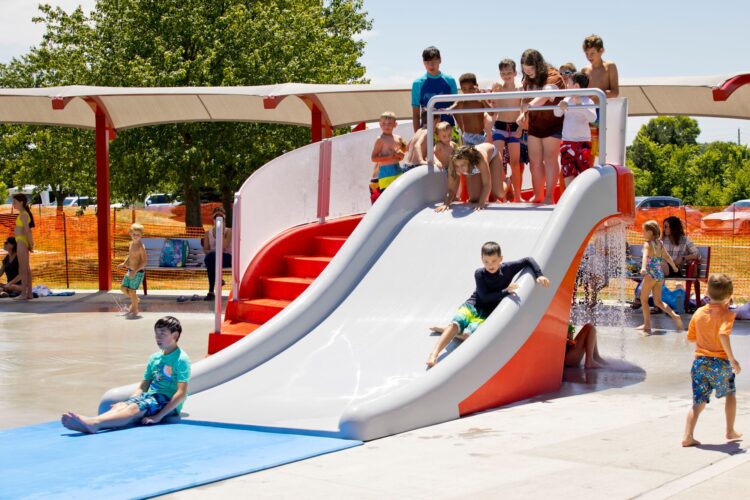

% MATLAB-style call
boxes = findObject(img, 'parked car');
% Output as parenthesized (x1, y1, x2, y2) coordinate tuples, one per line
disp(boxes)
(3, 185, 54, 207)
(634, 196, 703, 232)
(701, 199, 750, 234)
(144, 193, 179, 210)
(62, 196, 96, 209)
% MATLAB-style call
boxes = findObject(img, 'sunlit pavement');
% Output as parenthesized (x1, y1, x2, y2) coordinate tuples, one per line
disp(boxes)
(1, 295, 748, 499)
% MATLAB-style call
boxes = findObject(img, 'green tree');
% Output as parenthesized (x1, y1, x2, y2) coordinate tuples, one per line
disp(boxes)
(88, 0, 371, 226)
(638, 116, 700, 147)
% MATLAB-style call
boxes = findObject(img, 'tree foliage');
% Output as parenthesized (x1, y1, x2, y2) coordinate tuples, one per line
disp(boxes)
(627, 117, 750, 206)
(1, 1, 371, 226)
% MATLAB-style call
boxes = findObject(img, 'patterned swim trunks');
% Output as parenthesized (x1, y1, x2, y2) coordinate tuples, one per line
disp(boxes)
(691, 356, 736, 404)
(560, 140, 592, 179)
(121, 270, 145, 290)
(451, 303, 487, 336)
(125, 392, 171, 417)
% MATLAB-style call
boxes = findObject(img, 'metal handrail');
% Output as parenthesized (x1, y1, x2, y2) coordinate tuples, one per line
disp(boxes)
(425, 88, 607, 166)
(232, 193, 240, 302)
(214, 215, 223, 334)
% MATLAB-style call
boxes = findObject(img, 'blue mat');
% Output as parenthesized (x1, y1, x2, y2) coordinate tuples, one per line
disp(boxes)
(0, 420, 361, 499)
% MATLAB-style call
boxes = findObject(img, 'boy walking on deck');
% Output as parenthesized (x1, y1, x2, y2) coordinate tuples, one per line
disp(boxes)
(682, 274, 742, 447)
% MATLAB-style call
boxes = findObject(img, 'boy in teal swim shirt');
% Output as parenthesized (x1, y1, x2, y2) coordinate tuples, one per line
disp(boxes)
(61, 316, 191, 434)
(412, 46, 457, 132)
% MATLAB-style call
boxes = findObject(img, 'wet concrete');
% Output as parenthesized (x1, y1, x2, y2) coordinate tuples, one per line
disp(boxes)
(1, 296, 749, 498)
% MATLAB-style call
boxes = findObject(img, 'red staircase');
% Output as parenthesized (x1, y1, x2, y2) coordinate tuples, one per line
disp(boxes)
(207, 215, 363, 354)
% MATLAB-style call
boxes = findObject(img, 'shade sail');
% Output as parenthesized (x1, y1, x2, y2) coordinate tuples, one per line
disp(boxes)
(0, 74, 748, 131)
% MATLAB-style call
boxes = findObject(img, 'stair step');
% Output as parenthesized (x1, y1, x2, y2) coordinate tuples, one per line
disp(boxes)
(314, 236, 348, 257)
(284, 255, 332, 278)
(237, 298, 291, 324)
(207, 321, 262, 354)
(262, 276, 314, 300)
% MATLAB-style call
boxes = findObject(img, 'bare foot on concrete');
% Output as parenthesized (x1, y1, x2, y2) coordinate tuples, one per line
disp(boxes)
(727, 430, 743, 441)
(682, 437, 701, 447)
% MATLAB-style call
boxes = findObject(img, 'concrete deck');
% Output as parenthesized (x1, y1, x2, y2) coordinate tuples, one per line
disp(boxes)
(1, 294, 747, 498)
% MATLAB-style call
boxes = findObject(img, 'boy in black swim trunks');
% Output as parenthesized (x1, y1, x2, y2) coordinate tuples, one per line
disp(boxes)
(490, 59, 524, 202)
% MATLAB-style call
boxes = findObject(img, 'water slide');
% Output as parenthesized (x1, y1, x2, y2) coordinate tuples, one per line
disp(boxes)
(102, 164, 633, 442)
(100, 95, 631, 442)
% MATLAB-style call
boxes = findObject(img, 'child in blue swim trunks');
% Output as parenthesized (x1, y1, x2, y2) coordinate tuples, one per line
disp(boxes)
(682, 274, 742, 447)
(370, 111, 408, 203)
(61, 316, 191, 434)
(427, 241, 549, 368)
(118, 223, 147, 316)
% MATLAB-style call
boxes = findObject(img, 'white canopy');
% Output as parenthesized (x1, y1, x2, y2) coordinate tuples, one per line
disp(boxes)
(0, 74, 748, 131)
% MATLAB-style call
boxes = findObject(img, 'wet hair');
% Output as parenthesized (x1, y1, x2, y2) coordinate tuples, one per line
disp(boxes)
(643, 220, 661, 240)
(4, 236, 17, 253)
(212, 206, 226, 219)
(482, 241, 502, 257)
(435, 121, 452, 133)
(129, 223, 144, 235)
(663, 216, 685, 246)
(559, 62, 577, 75)
(155, 315, 182, 340)
(707, 274, 733, 301)
(583, 34, 604, 51)
(520, 49, 549, 89)
(571, 72, 589, 88)
(448, 145, 481, 180)
(459, 73, 478, 86)
(380, 110, 397, 121)
(422, 46, 441, 61)
(12, 194, 35, 229)
(498, 59, 516, 72)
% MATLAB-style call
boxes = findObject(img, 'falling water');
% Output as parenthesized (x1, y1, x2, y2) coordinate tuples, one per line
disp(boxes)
(570, 219, 628, 340)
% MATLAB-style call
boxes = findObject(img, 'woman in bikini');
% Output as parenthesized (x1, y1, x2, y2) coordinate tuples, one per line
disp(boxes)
(637, 220, 682, 334)
(11, 194, 35, 300)
(435, 143, 505, 213)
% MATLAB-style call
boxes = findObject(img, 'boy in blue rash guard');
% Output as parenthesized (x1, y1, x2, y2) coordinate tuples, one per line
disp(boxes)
(412, 46, 458, 132)
(427, 242, 550, 368)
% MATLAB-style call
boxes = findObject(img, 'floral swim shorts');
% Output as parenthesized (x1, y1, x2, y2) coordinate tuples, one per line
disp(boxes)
(125, 392, 171, 417)
(691, 356, 735, 404)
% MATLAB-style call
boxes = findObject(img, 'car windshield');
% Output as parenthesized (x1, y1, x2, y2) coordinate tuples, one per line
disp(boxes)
(149, 195, 170, 204)
(63, 198, 76, 206)
(733, 201, 750, 209)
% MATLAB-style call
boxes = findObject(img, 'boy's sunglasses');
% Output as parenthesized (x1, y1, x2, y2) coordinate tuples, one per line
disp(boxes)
(561, 70, 574, 76)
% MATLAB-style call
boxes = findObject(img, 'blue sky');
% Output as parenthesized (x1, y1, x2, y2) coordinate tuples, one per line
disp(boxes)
(1, 0, 748, 145)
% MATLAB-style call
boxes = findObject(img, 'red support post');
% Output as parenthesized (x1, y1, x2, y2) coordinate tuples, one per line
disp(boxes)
(95, 107, 112, 291)
(311, 104, 323, 143)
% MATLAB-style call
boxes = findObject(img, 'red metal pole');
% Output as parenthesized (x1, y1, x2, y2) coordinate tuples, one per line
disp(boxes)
(311, 104, 323, 143)
(95, 107, 112, 291)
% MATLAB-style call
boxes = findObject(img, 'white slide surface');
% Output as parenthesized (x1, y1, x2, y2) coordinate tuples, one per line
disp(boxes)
(101, 164, 623, 441)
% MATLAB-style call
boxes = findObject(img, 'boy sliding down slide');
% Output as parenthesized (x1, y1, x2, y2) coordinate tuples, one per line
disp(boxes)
(427, 242, 550, 368)
(61, 316, 191, 434)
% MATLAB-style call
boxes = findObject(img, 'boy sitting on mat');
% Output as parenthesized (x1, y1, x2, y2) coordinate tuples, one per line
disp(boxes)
(61, 316, 191, 434)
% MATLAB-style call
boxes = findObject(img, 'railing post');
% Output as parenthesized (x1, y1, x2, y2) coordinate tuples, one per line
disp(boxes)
(214, 215, 224, 334)
(232, 193, 240, 302)
(317, 139, 332, 223)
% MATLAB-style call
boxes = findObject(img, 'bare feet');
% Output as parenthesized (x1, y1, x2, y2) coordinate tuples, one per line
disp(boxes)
(530, 197, 544, 204)
(674, 315, 684, 332)
(636, 324, 652, 335)
(430, 326, 444, 334)
(727, 430, 743, 441)
(426, 353, 438, 369)
(584, 360, 604, 369)
(65, 412, 97, 434)
(682, 437, 701, 447)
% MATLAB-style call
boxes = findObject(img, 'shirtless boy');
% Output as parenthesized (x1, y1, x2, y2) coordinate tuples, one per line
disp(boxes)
(581, 35, 619, 161)
(490, 59, 523, 201)
(370, 111, 408, 200)
(451, 73, 492, 147)
(433, 121, 457, 169)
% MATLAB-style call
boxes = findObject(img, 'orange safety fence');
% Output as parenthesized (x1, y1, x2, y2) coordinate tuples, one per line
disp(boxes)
(2, 204, 750, 300)
(0, 204, 231, 292)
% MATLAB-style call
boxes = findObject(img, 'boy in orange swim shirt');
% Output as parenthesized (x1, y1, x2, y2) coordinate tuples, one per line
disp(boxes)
(682, 273, 742, 447)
